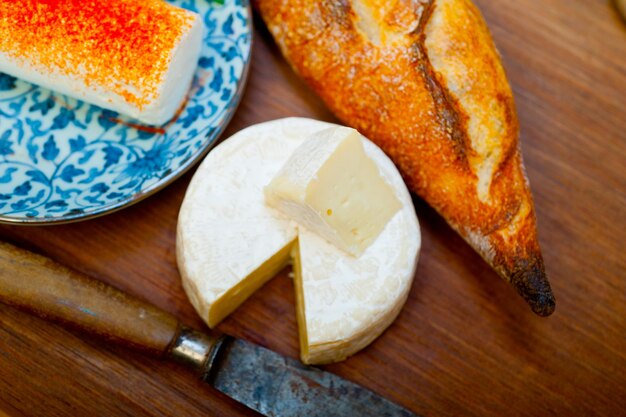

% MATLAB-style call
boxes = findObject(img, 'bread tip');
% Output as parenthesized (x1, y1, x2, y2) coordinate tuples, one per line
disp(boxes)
(530, 291, 556, 317)
(509, 256, 555, 317)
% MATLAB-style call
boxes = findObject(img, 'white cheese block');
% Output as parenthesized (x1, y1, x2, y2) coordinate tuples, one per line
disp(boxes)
(265, 126, 402, 256)
(0, 0, 203, 125)
(177, 118, 421, 364)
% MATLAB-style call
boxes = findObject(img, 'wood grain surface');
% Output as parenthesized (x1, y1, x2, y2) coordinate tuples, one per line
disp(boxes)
(1, 0, 625, 416)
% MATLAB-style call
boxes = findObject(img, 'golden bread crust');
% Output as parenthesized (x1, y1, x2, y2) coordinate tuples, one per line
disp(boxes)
(255, 0, 555, 315)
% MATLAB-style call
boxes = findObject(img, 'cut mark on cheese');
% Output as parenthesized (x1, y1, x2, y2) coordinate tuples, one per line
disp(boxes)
(265, 127, 402, 257)
(208, 239, 295, 327)
(291, 240, 309, 361)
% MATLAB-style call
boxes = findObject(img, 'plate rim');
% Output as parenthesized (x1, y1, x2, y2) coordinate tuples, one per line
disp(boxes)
(0, 0, 253, 226)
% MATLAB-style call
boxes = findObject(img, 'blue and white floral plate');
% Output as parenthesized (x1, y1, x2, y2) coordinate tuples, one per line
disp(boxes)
(0, 0, 251, 224)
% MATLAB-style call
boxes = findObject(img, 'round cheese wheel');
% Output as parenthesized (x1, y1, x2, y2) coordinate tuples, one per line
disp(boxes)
(177, 117, 420, 364)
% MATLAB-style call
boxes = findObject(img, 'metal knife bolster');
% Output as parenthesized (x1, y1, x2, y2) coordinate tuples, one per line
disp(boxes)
(168, 327, 231, 381)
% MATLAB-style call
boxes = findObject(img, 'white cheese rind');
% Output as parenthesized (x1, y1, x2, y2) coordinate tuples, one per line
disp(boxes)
(298, 136, 419, 363)
(0, 13, 202, 125)
(177, 119, 308, 323)
(177, 117, 420, 364)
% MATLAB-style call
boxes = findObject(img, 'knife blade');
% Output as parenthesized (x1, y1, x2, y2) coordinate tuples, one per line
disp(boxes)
(211, 338, 415, 417)
(0, 242, 419, 417)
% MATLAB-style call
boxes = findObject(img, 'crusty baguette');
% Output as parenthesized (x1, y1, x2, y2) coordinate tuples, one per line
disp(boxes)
(254, 0, 556, 316)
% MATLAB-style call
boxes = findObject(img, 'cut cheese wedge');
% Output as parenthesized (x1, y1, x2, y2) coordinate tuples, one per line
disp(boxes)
(177, 118, 421, 364)
(0, 0, 203, 125)
(265, 126, 402, 256)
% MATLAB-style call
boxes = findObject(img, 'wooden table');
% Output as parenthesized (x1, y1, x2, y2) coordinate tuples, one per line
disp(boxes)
(1, 1, 625, 416)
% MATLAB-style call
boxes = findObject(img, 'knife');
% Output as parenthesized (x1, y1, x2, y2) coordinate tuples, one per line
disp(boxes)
(0, 242, 419, 417)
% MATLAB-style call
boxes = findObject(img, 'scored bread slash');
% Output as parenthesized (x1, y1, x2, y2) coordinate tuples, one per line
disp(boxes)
(0, 0, 203, 125)
(177, 118, 421, 365)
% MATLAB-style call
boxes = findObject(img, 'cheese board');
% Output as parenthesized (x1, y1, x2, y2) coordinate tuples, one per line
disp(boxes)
(0, 0, 624, 416)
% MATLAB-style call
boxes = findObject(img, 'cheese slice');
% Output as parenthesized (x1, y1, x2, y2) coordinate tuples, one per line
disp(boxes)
(177, 118, 421, 364)
(0, 0, 203, 125)
(265, 126, 402, 256)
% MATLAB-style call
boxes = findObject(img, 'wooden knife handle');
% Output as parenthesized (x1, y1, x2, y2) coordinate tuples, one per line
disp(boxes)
(0, 242, 181, 357)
